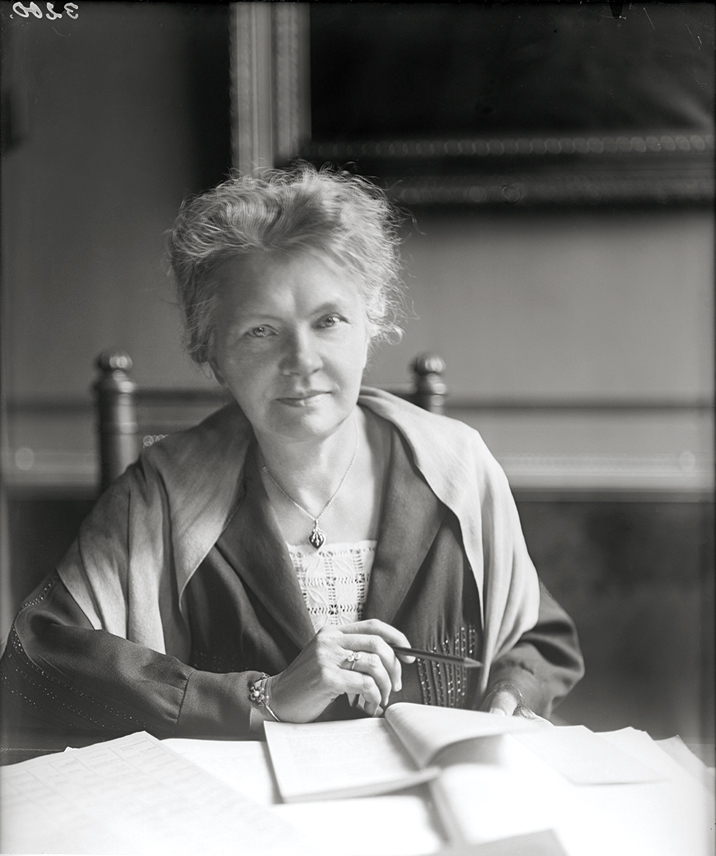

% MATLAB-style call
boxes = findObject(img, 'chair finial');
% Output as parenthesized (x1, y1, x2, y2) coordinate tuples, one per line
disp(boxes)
(96, 351, 133, 373)
(411, 353, 447, 414)
(93, 351, 138, 491)
(412, 353, 446, 378)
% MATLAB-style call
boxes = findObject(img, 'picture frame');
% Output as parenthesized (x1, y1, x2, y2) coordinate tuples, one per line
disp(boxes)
(231, 3, 714, 208)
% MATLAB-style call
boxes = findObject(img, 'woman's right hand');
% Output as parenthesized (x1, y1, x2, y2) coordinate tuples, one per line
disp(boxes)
(266, 619, 415, 722)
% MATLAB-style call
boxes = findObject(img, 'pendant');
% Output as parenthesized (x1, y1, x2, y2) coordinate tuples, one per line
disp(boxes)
(309, 523, 326, 550)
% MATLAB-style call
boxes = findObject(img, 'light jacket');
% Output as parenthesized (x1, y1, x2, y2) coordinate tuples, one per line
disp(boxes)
(58, 388, 540, 696)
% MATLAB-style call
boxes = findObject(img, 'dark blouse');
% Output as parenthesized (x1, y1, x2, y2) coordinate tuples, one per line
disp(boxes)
(1, 424, 583, 739)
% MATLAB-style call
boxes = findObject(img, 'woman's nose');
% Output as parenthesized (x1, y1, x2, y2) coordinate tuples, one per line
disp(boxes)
(280, 330, 322, 375)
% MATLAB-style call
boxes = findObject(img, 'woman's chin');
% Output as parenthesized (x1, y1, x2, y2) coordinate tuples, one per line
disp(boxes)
(265, 404, 351, 443)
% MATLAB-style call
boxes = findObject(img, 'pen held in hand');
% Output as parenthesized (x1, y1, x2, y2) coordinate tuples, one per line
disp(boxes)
(390, 645, 483, 669)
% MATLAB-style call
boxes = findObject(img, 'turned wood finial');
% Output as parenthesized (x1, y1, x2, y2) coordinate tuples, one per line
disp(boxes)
(96, 351, 133, 374)
(93, 351, 139, 491)
(411, 353, 447, 415)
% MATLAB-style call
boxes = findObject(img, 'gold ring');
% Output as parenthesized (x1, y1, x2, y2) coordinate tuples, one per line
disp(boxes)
(347, 651, 361, 670)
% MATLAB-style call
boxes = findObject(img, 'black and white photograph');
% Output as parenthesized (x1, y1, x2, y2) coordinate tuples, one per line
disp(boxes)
(1, 3, 714, 854)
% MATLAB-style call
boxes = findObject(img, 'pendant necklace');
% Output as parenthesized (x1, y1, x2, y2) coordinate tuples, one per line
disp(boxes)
(261, 419, 359, 550)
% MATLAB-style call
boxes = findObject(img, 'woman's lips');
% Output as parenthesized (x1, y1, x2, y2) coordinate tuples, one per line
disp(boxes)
(277, 391, 329, 406)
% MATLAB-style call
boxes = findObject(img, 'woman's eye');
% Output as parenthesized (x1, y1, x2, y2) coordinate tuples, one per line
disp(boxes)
(247, 326, 272, 338)
(319, 314, 342, 328)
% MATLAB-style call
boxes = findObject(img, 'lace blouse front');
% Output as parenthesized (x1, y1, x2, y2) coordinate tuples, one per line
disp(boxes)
(287, 541, 377, 632)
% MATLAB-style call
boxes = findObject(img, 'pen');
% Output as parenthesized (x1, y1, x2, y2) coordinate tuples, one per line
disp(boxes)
(390, 645, 483, 669)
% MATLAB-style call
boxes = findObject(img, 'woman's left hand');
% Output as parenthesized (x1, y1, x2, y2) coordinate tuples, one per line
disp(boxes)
(481, 680, 553, 724)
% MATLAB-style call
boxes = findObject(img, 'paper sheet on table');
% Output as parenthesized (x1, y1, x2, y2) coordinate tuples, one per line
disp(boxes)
(163, 737, 278, 804)
(512, 724, 662, 784)
(563, 729, 714, 856)
(0, 731, 317, 855)
(655, 735, 715, 793)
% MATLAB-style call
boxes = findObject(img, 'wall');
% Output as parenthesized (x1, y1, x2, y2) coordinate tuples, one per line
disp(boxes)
(2, 3, 230, 489)
(1, 1, 231, 627)
(1, 4, 713, 740)
(2, 5, 712, 496)
(365, 207, 713, 494)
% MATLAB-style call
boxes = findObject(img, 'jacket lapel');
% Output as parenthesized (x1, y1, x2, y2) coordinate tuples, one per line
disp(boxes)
(217, 442, 316, 654)
(363, 426, 445, 626)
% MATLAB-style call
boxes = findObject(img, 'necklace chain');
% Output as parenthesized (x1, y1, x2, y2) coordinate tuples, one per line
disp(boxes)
(261, 419, 359, 549)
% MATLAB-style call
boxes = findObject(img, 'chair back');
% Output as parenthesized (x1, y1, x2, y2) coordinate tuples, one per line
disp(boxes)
(94, 351, 447, 491)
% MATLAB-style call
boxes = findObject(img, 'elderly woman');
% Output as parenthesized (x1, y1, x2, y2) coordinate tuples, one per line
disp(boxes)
(1, 166, 582, 737)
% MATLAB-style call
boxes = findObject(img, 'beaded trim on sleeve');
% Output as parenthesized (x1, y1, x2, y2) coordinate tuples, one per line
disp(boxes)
(416, 625, 479, 709)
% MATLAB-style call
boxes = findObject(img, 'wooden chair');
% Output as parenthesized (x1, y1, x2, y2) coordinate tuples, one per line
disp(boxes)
(94, 351, 447, 491)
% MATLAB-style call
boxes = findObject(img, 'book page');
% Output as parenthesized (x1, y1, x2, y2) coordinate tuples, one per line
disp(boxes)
(438, 829, 570, 855)
(429, 737, 584, 851)
(388, 704, 664, 785)
(264, 717, 439, 802)
(384, 702, 541, 768)
(274, 794, 444, 856)
(0, 731, 317, 855)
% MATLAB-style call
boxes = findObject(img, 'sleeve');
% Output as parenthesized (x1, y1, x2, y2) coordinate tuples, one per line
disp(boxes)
(0, 572, 265, 739)
(483, 581, 584, 719)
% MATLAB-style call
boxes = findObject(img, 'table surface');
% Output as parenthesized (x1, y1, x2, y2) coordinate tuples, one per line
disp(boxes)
(2, 725, 714, 856)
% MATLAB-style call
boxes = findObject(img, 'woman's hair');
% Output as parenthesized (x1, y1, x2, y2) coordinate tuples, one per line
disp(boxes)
(167, 164, 405, 365)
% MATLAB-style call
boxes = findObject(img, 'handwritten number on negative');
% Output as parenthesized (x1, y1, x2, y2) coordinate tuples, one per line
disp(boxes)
(12, 2, 79, 19)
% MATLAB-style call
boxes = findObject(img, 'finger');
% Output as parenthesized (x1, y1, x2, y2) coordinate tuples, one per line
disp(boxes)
(340, 634, 403, 692)
(350, 694, 384, 718)
(313, 629, 394, 704)
(342, 649, 394, 706)
(514, 705, 553, 725)
(338, 619, 412, 651)
(487, 689, 519, 717)
(344, 669, 383, 709)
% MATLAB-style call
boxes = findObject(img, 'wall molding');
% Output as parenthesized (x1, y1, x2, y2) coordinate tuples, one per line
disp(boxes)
(3, 446, 711, 497)
(5, 395, 712, 494)
(446, 398, 714, 414)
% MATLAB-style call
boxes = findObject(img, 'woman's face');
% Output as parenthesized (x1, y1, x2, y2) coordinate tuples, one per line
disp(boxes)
(211, 251, 371, 445)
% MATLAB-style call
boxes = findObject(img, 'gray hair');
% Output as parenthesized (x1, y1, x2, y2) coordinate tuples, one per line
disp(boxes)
(167, 164, 405, 365)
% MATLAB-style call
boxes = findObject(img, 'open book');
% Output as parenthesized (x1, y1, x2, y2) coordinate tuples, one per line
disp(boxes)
(264, 701, 661, 804)
(265, 704, 716, 855)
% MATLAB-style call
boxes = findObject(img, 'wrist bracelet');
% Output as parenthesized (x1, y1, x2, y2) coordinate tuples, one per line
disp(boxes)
(248, 673, 281, 722)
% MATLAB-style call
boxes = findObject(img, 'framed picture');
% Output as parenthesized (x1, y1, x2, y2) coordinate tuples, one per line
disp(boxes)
(232, 3, 714, 207)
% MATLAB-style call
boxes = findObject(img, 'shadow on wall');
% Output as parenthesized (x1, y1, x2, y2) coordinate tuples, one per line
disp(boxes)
(519, 499, 714, 740)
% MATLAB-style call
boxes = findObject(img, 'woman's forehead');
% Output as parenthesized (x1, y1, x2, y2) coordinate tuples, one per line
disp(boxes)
(212, 249, 365, 311)
(215, 249, 360, 290)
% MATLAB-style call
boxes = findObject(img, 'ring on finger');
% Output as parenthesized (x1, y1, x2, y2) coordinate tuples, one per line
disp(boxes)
(346, 651, 362, 670)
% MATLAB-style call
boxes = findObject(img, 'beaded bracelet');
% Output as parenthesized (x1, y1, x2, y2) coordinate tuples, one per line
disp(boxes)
(248, 673, 281, 722)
